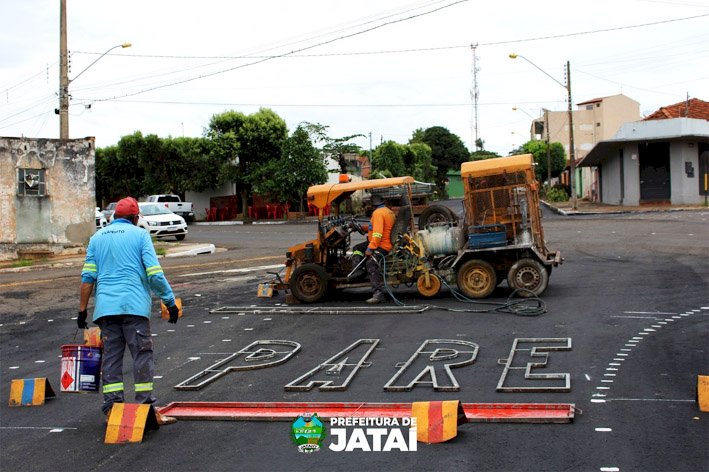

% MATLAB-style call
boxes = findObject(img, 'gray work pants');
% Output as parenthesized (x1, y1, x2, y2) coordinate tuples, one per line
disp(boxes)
(98, 315, 156, 415)
(366, 248, 389, 294)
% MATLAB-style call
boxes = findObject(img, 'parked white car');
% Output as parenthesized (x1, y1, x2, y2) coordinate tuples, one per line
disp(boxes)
(95, 207, 107, 230)
(137, 202, 188, 241)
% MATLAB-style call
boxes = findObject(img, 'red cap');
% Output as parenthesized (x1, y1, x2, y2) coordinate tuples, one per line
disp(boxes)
(114, 197, 139, 218)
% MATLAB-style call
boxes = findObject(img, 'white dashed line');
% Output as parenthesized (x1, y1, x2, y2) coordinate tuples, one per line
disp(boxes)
(9, 366, 19, 369)
(585, 374, 591, 381)
(244, 328, 253, 331)
(34, 360, 45, 364)
(591, 399, 606, 403)
(606, 368, 618, 371)
(643, 328, 656, 332)
(600, 467, 620, 472)
(595, 427, 612, 432)
(222, 339, 232, 342)
(596, 386, 610, 390)
(604, 373, 616, 377)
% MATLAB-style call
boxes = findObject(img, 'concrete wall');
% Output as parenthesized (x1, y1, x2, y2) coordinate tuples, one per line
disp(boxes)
(670, 141, 702, 204)
(0, 137, 95, 261)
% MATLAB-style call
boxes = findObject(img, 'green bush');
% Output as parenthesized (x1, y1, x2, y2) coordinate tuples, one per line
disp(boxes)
(545, 187, 569, 202)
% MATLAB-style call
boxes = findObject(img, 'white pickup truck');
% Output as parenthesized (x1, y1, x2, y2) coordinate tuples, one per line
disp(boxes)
(145, 194, 194, 222)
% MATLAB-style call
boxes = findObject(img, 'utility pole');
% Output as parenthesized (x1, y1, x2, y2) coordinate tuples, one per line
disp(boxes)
(544, 108, 551, 187)
(470, 43, 480, 151)
(566, 61, 577, 210)
(59, 0, 69, 139)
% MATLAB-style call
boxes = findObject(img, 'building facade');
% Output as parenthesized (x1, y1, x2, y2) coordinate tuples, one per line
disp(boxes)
(0, 137, 96, 261)
(578, 98, 709, 206)
(531, 94, 641, 200)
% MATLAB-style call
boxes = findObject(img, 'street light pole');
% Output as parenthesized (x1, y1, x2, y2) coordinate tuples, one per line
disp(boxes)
(565, 61, 577, 210)
(58, 0, 131, 139)
(509, 54, 577, 209)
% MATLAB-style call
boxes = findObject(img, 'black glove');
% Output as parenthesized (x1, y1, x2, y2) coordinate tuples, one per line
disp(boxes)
(167, 305, 180, 324)
(77, 309, 88, 329)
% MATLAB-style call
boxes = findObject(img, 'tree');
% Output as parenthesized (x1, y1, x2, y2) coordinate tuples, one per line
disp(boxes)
(514, 140, 567, 184)
(410, 126, 469, 194)
(372, 141, 407, 177)
(252, 125, 327, 212)
(300, 122, 363, 173)
(207, 108, 288, 215)
(94, 132, 146, 204)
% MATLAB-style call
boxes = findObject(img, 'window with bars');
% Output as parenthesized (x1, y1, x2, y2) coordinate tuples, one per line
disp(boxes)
(17, 168, 47, 196)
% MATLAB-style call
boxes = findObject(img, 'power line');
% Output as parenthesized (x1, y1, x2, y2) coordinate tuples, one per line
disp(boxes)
(85, 0, 472, 104)
(75, 98, 564, 108)
(72, 13, 708, 60)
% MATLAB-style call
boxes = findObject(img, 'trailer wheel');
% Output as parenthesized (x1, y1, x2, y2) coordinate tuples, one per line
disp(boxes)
(507, 258, 549, 297)
(416, 273, 442, 298)
(456, 259, 496, 298)
(290, 263, 328, 303)
(418, 204, 458, 228)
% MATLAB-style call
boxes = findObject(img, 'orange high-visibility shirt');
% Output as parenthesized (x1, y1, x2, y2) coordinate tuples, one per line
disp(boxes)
(367, 206, 395, 252)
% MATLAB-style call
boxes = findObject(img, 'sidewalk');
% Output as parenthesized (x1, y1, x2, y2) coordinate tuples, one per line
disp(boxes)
(542, 200, 707, 216)
(0, 242, 217, 274)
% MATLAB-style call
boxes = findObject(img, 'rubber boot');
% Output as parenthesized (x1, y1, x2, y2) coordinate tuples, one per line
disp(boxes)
(366, 290, 387, 304)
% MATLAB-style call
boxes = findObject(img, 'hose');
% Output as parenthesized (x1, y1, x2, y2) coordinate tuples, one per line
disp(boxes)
(379, 252, 546, 316)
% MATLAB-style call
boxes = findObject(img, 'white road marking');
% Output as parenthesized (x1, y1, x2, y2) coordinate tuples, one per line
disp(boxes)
(585, 374, 591, 381)
(9, 366, 19, 369)
(657, 321, 667, 325)
(591, 399, 606, 403)
(595, 427, 612, 432)
(34, 360, 45, 363)
(244, 328, 253, 331)
(624, 311, 676, 315)
(620, 348, 631, 352)
(601, 380, 614, 383)
(221, 317, 230, 319)
(651, 325, 662, 328)
(631, 337, 644, 340)
(154, 376, 163, 379)
(672, 315, 682, 319)
(222, 339, 232, 342)
(596, 386, 610, 390)
(606, 368, 618, 371)
(600, 467, 620, 472)
(203, 320, 212, 324)
(0, 426, 78, 431)
(616, 353, 628, 357)
(179, 264, 284, 278)
(263, 318, 272, 321)
(604, 373, 616, 377)
(643, 328, 656, 332)
(609, 363, 621, 366)
(613, 358, 625, 362)
(605, 398, 694, 402)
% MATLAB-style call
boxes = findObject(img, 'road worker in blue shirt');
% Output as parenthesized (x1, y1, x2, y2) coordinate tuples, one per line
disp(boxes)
(78, 196, 179, 425)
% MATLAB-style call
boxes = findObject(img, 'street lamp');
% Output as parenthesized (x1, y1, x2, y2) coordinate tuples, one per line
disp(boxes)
(59, 0, 131, 139)
(58, 42, 131, 139)
(509, 53, 577, 210)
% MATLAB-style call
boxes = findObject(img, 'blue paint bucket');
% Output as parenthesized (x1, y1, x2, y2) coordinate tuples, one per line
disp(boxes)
(60, 344, 102, 393)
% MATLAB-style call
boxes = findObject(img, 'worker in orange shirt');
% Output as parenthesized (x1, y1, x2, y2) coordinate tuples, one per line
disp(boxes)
(350, 194, 395, 303)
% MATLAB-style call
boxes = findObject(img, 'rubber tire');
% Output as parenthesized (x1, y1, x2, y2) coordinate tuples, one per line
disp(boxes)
(175, 234, 185, 241)
(456, 259, 496, 299)
(507, 258, 549, 297)
(418, 204, 458, 229)
(416, 273, 442, 298)
(290, 263, 329, 303)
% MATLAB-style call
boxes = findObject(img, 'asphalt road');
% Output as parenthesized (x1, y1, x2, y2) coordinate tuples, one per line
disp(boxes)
(1, 208, 708, 472)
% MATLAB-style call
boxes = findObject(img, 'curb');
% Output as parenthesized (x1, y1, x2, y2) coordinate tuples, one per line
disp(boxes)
(540, 200, 706, 216)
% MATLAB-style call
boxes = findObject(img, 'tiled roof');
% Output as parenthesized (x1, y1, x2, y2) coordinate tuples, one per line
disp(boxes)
(643, 98, 709, 120)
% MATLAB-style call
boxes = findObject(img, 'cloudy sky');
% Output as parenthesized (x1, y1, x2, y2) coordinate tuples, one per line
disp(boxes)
(2, 0, 707, 156)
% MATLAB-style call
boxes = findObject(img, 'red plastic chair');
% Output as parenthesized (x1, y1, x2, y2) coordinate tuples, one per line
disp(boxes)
(266, 204, 278, 219)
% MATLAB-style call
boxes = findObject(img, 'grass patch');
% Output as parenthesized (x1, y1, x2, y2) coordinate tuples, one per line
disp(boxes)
(12, 259, 34, 268)
(155, 247, 167, 256)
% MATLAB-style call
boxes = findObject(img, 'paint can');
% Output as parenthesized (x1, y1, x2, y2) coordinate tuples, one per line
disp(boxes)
(60, 344, 101, 393)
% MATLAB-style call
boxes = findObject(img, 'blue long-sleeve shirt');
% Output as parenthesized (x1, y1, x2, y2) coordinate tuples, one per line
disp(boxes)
(81, 219, 175, 321)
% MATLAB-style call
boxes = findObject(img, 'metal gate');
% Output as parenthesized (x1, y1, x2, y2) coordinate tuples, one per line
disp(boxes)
(639, 142, 670, 202)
